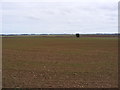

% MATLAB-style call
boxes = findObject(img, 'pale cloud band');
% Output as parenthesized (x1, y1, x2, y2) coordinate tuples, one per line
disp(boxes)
(1, 0, 119, 34)
(1, 0, 119, 3)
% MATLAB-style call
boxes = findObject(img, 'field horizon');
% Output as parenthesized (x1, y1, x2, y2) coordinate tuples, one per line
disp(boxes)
(2, 35, 118, 88)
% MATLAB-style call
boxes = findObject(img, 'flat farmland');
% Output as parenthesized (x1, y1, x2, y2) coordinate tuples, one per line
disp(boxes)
(2, 35, 118, 88)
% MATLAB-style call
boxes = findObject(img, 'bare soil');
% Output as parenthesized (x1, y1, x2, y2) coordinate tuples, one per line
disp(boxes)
(2, 36, 118, 88)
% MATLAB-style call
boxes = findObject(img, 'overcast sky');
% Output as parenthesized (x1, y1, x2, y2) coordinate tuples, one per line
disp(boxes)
(1, 0, 119, 34)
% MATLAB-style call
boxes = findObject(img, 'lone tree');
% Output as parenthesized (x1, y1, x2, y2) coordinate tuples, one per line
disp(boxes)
(76, 33, 80, 38)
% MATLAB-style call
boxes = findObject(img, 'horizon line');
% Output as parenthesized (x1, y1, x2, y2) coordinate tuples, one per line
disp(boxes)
(1, 32, 118, 35)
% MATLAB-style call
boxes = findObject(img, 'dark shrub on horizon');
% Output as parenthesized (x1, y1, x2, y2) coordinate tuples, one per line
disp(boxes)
(76, 33, 80, 38)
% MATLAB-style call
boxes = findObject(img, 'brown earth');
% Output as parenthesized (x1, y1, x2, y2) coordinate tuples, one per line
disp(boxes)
(2, 36, 118, 88)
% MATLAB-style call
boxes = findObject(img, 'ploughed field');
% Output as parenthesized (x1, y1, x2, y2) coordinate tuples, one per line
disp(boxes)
(2, 35, 118, 88)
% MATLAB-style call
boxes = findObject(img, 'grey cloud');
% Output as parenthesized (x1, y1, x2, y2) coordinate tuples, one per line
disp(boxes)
(25, 16, 41, 21)
(2, 2, 118, 34)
